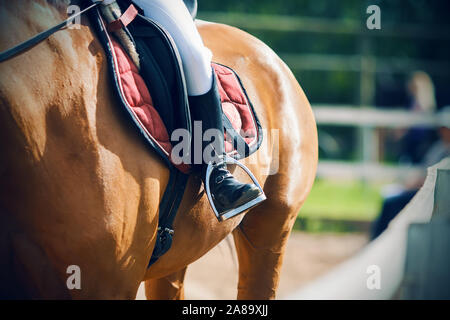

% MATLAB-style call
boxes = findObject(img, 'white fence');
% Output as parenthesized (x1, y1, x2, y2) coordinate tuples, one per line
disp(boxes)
(313, 105, 449, 128)
(285, 157, 449, 299)
(313, 106, 449, 181)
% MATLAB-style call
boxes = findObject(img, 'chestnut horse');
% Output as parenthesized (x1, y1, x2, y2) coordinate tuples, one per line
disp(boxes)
(0, 0, 317, 299)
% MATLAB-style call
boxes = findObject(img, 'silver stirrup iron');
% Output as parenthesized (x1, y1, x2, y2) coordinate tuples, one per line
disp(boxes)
(205, 155, 266, 221)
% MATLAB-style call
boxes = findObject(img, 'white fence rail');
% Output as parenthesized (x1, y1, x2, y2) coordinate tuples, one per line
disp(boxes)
(312, 106, 449, 181)
(316, 161, 423, 182)
(313, 105, 449, 128)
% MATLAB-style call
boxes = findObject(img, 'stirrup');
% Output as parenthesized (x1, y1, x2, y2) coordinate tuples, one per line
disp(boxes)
(205, 155, 266, 221)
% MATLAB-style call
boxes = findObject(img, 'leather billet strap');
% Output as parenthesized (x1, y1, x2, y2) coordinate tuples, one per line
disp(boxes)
(148, 167, 189, 267)
(0, 0, 104, 63)
(106, 4, 139, 32)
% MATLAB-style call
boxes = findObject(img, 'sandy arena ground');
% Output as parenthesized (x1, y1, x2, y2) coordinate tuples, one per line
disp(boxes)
(136, 231, 368, 299)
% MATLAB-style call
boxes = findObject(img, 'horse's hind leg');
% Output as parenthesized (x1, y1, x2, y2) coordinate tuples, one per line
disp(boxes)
(144, 267, 187, 300)
(232, 182, 300, 300)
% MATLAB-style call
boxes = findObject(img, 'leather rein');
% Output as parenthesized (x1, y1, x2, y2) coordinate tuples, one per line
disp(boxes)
(0, 0, 103, 63)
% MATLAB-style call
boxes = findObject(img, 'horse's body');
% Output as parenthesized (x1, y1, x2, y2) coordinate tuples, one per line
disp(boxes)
(0, 1, 317, 299)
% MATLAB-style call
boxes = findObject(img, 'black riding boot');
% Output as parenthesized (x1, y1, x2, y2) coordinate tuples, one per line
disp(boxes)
(189, 74, 262, 217)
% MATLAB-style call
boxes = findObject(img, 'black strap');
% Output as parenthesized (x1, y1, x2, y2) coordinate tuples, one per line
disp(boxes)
(0, 1, 103, 63)
(148, 168, 189, 267)
(222, 113, 250, 158)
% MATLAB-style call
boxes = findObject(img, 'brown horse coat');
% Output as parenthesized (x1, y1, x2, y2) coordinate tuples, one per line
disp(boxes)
(0, 0, 317, 299)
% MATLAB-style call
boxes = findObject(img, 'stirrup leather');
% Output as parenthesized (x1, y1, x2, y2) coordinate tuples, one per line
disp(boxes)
(205, 155, 266, 221)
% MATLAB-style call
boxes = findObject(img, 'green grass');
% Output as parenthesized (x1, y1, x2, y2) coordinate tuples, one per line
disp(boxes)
(299, 178, 383, 222)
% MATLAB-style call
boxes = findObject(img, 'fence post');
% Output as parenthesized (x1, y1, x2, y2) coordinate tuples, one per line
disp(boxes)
(400, 166, 450, 299)
(432, 169, 450, 219)
(358, 37, 378, 179)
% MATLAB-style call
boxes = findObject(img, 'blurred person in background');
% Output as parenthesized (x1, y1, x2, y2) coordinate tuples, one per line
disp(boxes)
(371, 106, 450, 239)
(397, 71, 438, 164)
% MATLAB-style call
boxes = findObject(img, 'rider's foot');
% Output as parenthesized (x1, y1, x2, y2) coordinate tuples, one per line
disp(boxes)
(189, 69, 265, 218)
(209, 166, 262, 214)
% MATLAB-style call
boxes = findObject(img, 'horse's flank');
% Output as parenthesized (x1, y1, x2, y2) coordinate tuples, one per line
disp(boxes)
(0, 1, 317, 299)
(0, 0, 165, 298)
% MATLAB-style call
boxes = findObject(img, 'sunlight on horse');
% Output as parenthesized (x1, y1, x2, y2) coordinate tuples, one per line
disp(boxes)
(0, 0, 317, 299)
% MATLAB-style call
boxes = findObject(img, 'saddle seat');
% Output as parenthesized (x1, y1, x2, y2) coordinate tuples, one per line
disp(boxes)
(112, 38, 262, 168)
